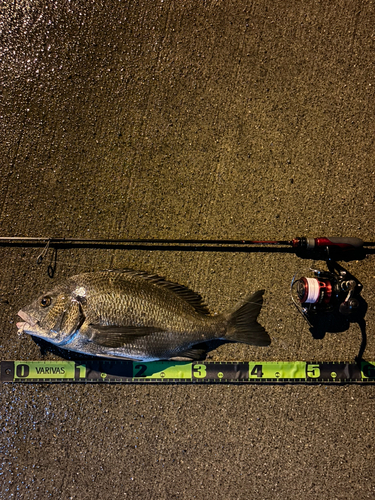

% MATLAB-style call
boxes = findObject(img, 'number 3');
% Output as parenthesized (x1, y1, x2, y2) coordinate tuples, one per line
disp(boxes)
(193, 364, 207, 378)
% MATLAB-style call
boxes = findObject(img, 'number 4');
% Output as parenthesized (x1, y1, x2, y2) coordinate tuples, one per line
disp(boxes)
(250, 364, 263, 378)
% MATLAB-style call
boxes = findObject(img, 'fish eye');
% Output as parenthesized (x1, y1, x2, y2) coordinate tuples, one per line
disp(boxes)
(40, 296, 52, 308)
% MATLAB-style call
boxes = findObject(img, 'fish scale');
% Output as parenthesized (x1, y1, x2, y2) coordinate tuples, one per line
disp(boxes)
(82, 275, 206, 332)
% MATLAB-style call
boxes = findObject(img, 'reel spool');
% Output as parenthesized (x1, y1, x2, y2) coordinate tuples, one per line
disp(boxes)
(296, 277, 332, 305)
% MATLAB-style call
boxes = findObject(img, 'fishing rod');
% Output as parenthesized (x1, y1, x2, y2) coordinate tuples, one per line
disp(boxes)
(0, 235, 374, 261)
(3, 236, 371, 358)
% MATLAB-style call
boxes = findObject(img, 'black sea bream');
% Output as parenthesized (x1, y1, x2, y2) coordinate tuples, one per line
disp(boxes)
(17, 269, 270, 360)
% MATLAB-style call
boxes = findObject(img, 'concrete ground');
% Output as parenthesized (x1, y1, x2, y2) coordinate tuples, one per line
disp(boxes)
(1, 1, 375, 498)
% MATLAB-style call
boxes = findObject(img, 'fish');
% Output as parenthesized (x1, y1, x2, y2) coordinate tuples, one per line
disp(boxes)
(16, 269, 270, 361)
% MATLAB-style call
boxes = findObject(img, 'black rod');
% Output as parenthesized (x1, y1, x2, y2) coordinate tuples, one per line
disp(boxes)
(0, 236, 292, 246)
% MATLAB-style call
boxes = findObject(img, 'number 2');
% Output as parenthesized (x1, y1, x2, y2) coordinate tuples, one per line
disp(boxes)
(135, 364, 147, 377)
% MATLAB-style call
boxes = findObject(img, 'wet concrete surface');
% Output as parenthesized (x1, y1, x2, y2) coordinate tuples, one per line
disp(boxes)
(1, 1, 375, 498)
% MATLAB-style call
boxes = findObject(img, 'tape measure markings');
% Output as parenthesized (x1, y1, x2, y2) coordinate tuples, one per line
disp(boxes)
(1, 360, 375, 383)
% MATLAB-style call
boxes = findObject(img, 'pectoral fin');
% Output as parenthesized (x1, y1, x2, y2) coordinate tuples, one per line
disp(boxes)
(88, 324, 164, 348)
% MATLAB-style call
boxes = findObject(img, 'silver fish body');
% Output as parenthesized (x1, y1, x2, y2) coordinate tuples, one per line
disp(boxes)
(17, 269, 270, 361)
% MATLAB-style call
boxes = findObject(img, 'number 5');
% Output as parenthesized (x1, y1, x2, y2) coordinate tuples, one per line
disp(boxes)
(307, 364, 320, 378)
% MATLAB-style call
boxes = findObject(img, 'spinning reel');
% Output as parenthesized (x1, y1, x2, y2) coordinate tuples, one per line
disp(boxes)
(291, 266, 363, 327)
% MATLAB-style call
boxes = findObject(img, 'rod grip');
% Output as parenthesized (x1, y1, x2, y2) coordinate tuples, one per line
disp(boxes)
(313, 237, 364, 250)
(292, 237, 365, 261)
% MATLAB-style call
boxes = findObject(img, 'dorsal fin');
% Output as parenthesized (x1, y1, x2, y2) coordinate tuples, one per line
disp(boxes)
(105, 268, 211, 315)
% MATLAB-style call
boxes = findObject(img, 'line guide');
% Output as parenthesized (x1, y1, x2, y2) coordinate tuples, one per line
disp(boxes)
(1, 360, 375, 383)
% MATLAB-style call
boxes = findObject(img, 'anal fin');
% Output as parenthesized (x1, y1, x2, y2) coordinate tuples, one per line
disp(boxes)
(169, 347, 207, 361)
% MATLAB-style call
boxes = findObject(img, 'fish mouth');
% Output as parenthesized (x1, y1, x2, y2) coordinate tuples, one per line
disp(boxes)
(17, 310, 37, 328)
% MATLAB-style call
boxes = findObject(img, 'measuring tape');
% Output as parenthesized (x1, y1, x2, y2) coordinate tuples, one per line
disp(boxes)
(1, 360, 375, 383)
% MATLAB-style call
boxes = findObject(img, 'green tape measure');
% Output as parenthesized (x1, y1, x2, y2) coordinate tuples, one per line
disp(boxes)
(1, 360, 375, 383)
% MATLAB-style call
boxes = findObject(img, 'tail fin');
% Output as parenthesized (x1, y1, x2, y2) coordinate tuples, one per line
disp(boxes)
(225, 290, 270, 346)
